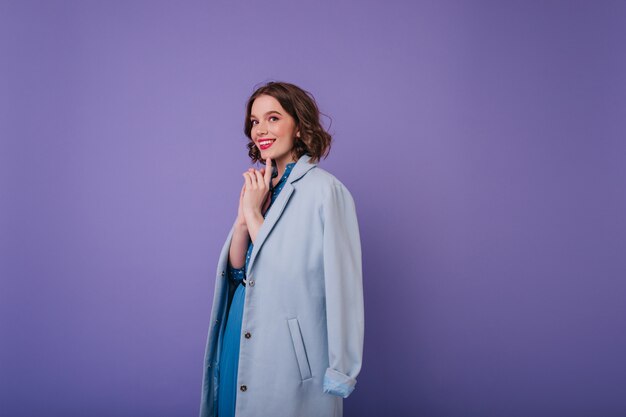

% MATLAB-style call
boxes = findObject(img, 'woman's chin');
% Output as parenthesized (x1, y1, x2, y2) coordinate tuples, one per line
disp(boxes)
(261, 150, 280, 160)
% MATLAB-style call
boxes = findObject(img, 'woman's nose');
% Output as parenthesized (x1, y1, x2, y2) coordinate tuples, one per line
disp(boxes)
(256, 122, 267, 134)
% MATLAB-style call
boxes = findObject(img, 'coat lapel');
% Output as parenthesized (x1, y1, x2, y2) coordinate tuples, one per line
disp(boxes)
(247, 153, 317, 274)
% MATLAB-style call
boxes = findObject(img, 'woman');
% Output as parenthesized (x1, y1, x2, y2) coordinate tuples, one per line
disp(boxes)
(199, 81, 364, 417)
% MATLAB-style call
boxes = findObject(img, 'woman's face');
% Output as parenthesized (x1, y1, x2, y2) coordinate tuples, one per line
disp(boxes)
(250, 94, 299, 166)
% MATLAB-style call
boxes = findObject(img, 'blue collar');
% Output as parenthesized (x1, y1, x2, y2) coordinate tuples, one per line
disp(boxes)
(270, 162, 296, 192)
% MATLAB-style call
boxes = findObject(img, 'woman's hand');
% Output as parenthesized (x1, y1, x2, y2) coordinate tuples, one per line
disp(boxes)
(235, 182, 247, 228)
(242, 158, 273, 218)
(258, 167, 272, 214)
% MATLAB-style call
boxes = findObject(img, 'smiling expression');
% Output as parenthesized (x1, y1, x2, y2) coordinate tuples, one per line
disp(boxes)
(249, 94, 300, 169)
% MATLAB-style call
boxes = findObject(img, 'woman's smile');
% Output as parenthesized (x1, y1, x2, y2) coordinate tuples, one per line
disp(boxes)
(258, 138, 276, 150)
(250, 95, 298, 169)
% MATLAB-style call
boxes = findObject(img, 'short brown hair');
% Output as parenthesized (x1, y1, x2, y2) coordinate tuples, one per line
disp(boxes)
(244, 81, 332, 164)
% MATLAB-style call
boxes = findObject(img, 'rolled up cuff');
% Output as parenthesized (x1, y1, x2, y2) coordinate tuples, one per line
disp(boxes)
(322, 368, 357, 398)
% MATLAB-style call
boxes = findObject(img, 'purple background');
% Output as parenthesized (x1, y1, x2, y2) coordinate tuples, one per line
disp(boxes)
(1, 1, 625, 416)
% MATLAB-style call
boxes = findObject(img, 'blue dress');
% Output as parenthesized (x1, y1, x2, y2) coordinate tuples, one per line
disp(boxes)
(217, 161, 296, 417)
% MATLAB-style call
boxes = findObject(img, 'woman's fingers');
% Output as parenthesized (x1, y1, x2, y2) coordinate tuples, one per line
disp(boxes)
(242, 167, 273, 214)
(264, 158, 272, 187)
(243, 172, 253, 189)
(252, 169, 266, 188)
(245, 168, 255, 187)
(243, 167, 271, 192)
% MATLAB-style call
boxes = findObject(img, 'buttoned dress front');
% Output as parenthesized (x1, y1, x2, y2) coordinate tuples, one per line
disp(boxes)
(200, 153, 364, 417)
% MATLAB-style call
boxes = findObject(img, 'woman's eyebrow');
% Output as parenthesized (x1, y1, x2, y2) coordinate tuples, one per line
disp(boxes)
(250, 110, 282, 119)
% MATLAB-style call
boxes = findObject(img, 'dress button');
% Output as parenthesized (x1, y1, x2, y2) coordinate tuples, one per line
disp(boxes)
(244, 331, 251, 339)
(240, 385, 247, 392)
(249, 280, 255, 287)
(221, 271, 225, 277)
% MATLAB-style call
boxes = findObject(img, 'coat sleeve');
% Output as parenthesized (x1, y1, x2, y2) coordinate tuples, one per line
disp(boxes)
(321, 182, 364, 398)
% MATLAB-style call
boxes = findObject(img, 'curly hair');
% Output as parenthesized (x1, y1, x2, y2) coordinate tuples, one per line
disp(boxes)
(243, 81, 332, 165)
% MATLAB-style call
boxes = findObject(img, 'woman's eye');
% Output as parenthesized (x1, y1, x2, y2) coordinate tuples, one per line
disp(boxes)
(251, 120, 258, 125)
(269, 116, 279, 122)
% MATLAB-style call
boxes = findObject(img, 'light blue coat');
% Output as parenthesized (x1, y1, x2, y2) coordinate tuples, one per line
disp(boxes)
(199, 153, 364, 417)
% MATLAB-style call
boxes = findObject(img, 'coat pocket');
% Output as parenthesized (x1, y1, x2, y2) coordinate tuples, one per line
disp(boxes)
(287, 318, 312, 381)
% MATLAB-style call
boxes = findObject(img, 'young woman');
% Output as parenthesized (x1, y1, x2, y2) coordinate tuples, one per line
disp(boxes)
(199, 81, 364, 417)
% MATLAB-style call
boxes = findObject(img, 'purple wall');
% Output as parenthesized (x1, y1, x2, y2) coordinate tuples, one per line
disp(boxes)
(1, 1, 625, 416)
